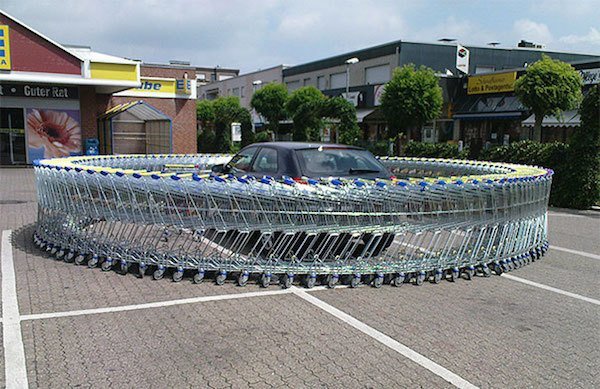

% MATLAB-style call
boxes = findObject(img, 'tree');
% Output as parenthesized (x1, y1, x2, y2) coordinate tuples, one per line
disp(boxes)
(286, 86, 326, 141)
(515, 55, 583, 142)
(213, 96, 243, 153)
(236, 107, 254, 147)
(250, 83, 288, 138)
(320, 97, 361, 145)
(196, 100, 215, 153)
(561, 85, 599, 209)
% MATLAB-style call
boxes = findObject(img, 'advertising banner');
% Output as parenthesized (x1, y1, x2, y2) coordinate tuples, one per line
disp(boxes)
(26, 108, 82, 160)
(456, 44, 469, 74)
(0, 26, 11, 70)
(115, 77, 197, 99)
(579, 68, 600, 85)
(467, 72, 517, 95)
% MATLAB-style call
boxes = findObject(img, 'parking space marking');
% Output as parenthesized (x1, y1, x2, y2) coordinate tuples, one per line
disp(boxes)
(292, 287, 479, 389)
(502, 274, 600, 306)
(2, 230, 29, 388)
(551, 245, 600, 261)
(21, 287, 297, 321)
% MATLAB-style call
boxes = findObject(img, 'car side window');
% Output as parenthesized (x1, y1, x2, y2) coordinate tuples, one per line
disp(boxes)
(230, 147, 258, 172)
(252, 147, 278, 173)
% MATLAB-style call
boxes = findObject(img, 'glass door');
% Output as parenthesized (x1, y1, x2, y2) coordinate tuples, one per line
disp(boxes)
(0, 108, 26, 165)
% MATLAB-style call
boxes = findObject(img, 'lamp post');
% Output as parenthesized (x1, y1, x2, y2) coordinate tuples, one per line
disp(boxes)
(251, 80, 263, 133)
(345, 57, 359, 97)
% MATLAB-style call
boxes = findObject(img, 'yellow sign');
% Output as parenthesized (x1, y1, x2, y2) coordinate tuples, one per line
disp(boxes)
(130, 78, 176, 94)
(90, 62, 138, 81)
(0, 25, 11, 70)
(467, 72, 517, 95)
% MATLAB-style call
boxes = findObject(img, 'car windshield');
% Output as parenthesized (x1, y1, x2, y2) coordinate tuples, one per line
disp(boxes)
(296, 147, 387, 177)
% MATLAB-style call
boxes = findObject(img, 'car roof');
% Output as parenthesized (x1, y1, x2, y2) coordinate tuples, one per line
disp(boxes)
(246, 142, 364, 151)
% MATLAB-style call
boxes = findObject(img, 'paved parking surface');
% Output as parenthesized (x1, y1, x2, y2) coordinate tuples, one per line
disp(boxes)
(1, 167, 599, 388)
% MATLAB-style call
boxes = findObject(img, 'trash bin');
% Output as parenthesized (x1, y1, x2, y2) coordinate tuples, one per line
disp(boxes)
(85, 138, 99, 156)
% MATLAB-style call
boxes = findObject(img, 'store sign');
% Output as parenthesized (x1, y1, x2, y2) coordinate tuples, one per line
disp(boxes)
(115, 77, 196, 99)
(231, 122, 241, 142)
(456, 44, 469, 74)
(579, 68, 600, 85)
(467, 72, 517, 95)
(373, 84, 385, 106)
(0, 26, 11, 70)
(341, 91, 361, 107)
(0, 83, 79, 99)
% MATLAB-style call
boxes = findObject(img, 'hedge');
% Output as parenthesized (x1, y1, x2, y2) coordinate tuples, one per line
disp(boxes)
(402, 141, 469, 159)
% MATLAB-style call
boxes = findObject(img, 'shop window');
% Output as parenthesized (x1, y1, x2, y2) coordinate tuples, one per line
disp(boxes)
(365, 64, 390, 85)
(330, 72, 346, 89)
(303, 77, 311, 86)
(317, 76, 326, 90)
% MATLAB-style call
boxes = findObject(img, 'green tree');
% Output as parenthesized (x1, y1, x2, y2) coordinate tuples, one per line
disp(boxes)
(250, 83, 288, 138)
(196, 100, 215, 152)
(561, 85, 600, 209)
(380, 64, 443, 153)
(515, 55, 583, 142)
(320, 97, 361, 145)
(286, 86, 326, 141)
(213, 96, 243, 153)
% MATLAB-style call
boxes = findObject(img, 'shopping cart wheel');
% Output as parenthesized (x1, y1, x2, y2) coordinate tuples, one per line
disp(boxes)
(372, 273, 384, 288)
(193, 270, 205, 284)
(391, 273, 405, 287)
(415, 271, 426, 286)
(87, 255, 99, 268)
(153, 268, 165, 280)
(280, 273, 294, 289)
(305, 273, 317, 289)
(464, 266, 475, 280)
(173, 268, 184, 283)
(118, 261, 129, 275)
(216, 271, 227, 286)
(101, 259, 113, 272)
(350, 274, 361, 288)
(138, 263, 147, 278)
(326, 274, 339, 289)
(501, 260, 510, 272)
(64, 251, 75, 263)
(237, 271, 249, 287)
(481, 264, 491, 277)
(448, 267, 459, 282)
(432, 269, 443, 284)
(74, 254, 86, 266)
(493, 262, 503, 275)
(259, 273, 271, 288)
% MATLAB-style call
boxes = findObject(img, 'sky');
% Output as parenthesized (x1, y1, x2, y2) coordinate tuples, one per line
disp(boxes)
(1, 0, 599, 73)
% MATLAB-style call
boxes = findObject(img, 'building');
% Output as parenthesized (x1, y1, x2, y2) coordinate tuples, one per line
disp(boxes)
(281, 40, 598, 143)
(0, 10, 234, 165)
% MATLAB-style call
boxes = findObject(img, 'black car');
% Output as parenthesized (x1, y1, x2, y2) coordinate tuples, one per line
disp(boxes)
(212, 142, 392, 179)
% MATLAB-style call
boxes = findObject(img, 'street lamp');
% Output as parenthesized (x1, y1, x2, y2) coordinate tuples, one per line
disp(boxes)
(251, 80, 263, 133)
(345, 57, 359, 97)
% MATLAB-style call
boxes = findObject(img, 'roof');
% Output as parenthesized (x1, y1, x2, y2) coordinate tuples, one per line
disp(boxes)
(0, 9, 82, 62)
(65, 46, 139, 65)
(99, 101, 171, 121)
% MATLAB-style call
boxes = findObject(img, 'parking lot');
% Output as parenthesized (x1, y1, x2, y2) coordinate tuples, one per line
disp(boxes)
(1, 167, 599, 388)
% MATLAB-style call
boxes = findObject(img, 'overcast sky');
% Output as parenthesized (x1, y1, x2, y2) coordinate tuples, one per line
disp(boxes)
(2, 0, 599, 73)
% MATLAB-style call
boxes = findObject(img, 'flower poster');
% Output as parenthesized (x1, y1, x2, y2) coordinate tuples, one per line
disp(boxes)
(26, 108, 82, 160)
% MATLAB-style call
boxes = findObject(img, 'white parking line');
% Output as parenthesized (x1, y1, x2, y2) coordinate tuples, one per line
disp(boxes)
(502, 274, 600, 306)
(551, 245, 600, 261)
(292, 287, 479, 389)
(21, 288, 296, 321)
(2, 230, 29, 389)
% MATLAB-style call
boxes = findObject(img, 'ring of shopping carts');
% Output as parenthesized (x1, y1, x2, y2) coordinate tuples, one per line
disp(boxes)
(33, 154, 552, 289)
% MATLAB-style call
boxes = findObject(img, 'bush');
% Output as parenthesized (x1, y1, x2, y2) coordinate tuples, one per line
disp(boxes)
(365, 140, 391, 157)
(402, 141, 468, 159)
(478, 140, 571, 207)
(254, 130, 272, 143)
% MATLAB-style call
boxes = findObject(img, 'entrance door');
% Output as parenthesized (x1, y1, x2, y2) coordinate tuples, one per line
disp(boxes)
(0, 108, 26, 165)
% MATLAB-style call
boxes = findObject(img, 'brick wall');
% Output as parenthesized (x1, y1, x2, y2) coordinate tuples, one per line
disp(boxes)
(0, 14, 81, 74)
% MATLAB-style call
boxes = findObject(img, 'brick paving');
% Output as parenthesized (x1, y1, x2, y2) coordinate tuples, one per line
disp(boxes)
(1, 167, 599, 388)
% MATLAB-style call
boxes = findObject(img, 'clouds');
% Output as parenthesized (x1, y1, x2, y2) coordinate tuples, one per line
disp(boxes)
(1, 0, 598, 74)
(513, 19, 553, 45)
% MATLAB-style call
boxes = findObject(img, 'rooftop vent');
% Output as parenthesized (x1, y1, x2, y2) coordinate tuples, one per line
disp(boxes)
(517, 40, 545, 49)
(169, 60, 191, 66)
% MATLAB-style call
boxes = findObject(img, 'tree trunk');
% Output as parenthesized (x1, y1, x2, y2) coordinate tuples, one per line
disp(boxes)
(533, 114, 543, 142)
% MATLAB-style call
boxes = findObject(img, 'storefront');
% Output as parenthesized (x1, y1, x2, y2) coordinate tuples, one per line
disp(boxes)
(0, 10, 140, 165)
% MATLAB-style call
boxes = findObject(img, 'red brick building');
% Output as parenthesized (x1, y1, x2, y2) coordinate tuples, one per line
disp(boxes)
(0, 9, 199, 164)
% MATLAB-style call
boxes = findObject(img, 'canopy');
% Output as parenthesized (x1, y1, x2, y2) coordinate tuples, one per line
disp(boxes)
(522, 110, 580, 127)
